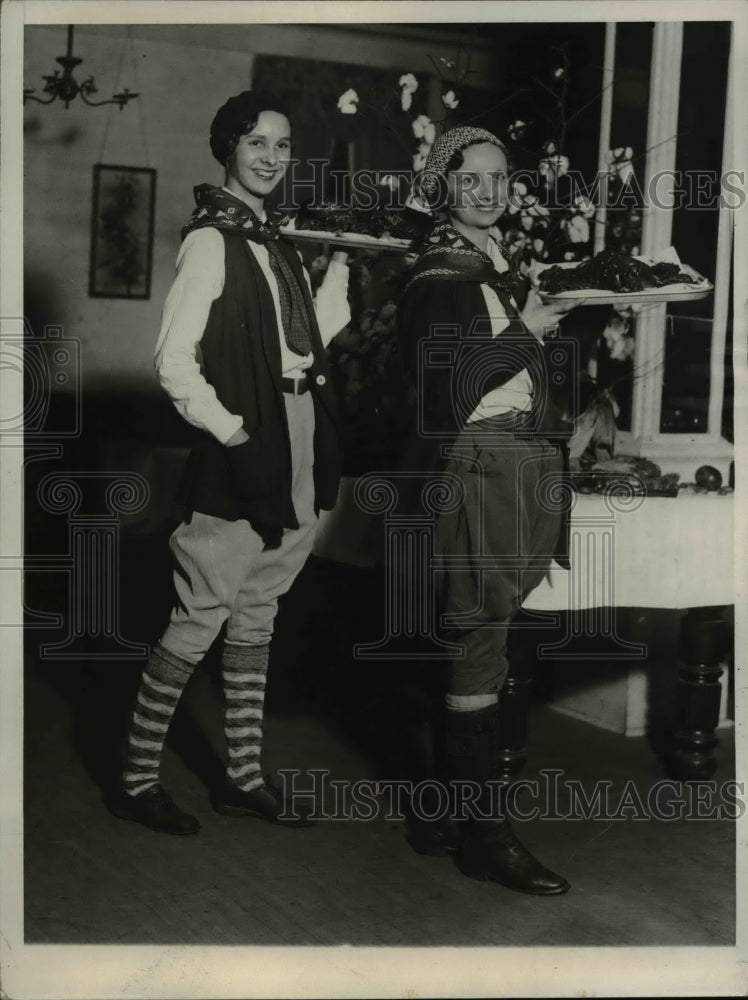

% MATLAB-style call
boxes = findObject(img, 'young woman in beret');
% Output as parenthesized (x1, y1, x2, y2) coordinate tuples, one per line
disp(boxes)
(107, 90, 349, 835)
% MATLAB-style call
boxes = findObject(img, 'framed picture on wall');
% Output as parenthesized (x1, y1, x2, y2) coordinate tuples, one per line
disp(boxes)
(89, 164, 156, 299)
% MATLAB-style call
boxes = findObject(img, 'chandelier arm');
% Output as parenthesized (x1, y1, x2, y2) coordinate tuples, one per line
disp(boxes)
(24, 91, 59, 106)
(79, 90, 120, 108)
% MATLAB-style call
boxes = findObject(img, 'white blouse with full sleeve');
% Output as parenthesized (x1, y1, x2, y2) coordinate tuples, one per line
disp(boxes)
(154, 226, 351, 445)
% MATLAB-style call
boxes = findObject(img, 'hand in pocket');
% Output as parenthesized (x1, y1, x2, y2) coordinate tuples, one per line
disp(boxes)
(226, 434, 273, 500)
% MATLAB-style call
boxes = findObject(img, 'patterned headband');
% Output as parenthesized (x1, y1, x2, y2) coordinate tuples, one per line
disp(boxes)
(418, 126, 508, 203)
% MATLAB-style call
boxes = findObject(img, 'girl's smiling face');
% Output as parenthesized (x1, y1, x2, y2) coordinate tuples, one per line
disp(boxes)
(225, 110, 292, 213)
(446, 142, 509, 242)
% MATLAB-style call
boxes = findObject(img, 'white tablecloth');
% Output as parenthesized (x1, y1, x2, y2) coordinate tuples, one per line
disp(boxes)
(526, 493, 734, 610)
(314, 480, 735, 611)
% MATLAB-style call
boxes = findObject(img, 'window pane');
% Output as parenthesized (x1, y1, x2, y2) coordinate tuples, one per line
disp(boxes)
(660, 314, 712, 433)
(602, 23, 654, 432)
(662, 21, 730, 434)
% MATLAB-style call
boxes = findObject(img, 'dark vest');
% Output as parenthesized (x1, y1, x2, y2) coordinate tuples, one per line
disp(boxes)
(176, 231, 342, 547)
(396, 277, 572, 567)
(397, 278, 572, 444)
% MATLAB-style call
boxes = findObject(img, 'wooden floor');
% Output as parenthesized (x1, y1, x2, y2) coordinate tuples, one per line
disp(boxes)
(17, 517, 736, 948)
(24, 655, 735, 947)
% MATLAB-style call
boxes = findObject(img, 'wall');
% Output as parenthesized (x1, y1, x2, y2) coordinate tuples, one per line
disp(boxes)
(23, 22, 498, 396)
(24, 26, 254, 393)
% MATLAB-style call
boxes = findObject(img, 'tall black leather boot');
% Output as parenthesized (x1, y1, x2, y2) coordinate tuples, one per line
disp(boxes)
(444, 703, 570, 895)
(403, 714, 462, 857)
(387, 676, 461, 858)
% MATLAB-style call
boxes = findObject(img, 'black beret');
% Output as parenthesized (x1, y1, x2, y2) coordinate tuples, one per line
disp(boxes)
(209, 90, 291, 165)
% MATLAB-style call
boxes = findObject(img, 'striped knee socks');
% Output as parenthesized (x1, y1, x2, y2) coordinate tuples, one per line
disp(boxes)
(122, 642, 194, 797)
(222, 641, 270, 793)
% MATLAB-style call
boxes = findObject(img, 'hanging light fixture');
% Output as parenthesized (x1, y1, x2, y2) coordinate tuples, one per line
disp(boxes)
(24, 25, 139, 110)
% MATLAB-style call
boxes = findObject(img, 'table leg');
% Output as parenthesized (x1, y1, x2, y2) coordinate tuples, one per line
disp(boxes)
(669, 607, 729, 780)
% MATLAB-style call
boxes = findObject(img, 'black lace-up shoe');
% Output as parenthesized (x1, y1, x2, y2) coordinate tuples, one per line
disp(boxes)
(458, 821, 570, 895)
(212, 775, 316, 827)
(105, 785, 200, 835)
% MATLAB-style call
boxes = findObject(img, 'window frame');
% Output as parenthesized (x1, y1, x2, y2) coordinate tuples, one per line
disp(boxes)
(597, 21, 735, 480)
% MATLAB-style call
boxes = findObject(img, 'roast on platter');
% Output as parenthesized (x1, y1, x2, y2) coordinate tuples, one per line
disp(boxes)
(532, 246, 712, 305)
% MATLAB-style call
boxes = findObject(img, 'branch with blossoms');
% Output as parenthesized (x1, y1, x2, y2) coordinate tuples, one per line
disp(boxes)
(330, 44, 692, 462)
(491, 43, 651, 273)
(337, 54, 473, 181)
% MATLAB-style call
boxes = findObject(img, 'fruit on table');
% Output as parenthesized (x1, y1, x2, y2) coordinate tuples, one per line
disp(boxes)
(694, 465, 722, 491)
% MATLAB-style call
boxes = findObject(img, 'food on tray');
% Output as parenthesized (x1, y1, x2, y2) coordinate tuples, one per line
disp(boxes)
(291, 201, 432, 243)
(538, 248, 697, 295)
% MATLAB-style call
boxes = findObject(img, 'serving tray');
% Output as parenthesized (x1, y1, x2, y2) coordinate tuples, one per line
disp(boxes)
(280, 226, 414, 254)
(532, 259, 713, 306)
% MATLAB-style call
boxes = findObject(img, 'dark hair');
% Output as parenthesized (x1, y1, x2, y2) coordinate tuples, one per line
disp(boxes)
(209, 90, 291, 166)
(443, 142, 513, 183)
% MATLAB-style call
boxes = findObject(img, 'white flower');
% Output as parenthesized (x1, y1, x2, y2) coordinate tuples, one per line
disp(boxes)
(508, 120, 527, 141)
(564, 251, 576, 261)
(507, 180, 527, 213)
(564, 215, 590, 244)
(602, 311, 635, 361)
(504, 228, 527, 249)
(337, 89, 359, 114)
(404, 191, 431, 213)
(539, 154, 569, 185)
(441, 89, 459, 109)
(399, 73, 418, 111)
(607, 147, 635, 185)
(518, 195, 550, 222)
(573, 194, 596, 218)
(379, 174, 399, 191)
(533, 238, 545, 255)
(412, 114, 433, 140)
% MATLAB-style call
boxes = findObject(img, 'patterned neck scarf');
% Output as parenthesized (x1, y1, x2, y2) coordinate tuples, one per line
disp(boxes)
(404, 221, 525, 310)
(182, 184, 312, 356)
